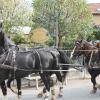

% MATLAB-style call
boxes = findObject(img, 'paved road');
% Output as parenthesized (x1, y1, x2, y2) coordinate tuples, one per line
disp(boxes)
(0, 79, 100, 100)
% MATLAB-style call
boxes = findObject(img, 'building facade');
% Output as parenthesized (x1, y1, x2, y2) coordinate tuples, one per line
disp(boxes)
(88, 3, 100, 25)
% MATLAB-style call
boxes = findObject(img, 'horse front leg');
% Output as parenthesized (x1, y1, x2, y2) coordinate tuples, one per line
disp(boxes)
(7, 77, 18, 94)
(1, 81, 7, 100)
(16, 78, 22, 99)
(7, 77, 22, 99)
(37, 87, 45, 98)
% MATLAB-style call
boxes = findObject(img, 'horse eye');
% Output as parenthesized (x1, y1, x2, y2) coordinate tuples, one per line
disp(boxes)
(76, 42, 80, 46)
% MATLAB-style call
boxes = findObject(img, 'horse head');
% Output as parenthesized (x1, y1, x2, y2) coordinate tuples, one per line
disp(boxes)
(70, 39, 85, 59)
(0, 22, 6, 54)
(0, 24, 15, 54)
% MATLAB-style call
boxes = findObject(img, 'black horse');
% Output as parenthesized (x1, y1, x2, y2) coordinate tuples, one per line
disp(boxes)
(0, 22, 12, 99)
(0, 23, 70, 100)
(71, 39, 100, 94)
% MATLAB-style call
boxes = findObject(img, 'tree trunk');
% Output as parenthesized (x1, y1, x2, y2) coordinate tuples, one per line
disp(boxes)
(54, 10, 61, 48)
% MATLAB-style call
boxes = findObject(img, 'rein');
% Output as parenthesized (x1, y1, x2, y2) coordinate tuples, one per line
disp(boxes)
(0, 63, 83, 72)
(0, 62, 99, 72)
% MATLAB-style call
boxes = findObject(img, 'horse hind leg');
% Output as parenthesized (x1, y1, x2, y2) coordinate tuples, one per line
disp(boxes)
(58, 82, 64, 97)
(90, 75, 97, 94)
(37, 87, 45, 98)
(39, 73, 51, 100)
(55, 72, 64, 97)
(50, 77, 57, 100)
(38, 80, 57, 100)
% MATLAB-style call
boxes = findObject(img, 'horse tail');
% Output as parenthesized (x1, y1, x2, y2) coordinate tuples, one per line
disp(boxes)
(50, 52, 57, 70)
(58, 50, 70, 65)
(58, 50, 70, 81)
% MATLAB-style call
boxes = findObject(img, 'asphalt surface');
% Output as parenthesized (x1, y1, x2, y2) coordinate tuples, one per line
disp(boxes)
(0, 79, 100, 100)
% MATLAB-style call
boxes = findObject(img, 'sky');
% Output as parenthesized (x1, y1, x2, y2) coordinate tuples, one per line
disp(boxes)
(86, 0, 100, 3)
(27, 0, 100, 4)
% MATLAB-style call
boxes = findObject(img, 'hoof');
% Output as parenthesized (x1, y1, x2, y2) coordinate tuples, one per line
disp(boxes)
(58, 93, 63, 97)
(18, 95, 22, 100)
(44, 96, 49, 100)
(90, 89, 97, 94)
(37, 93, 43, 98)
(15, 95, 22, 100)
(95, 84, 100, 89)
(3, 96, 8, 100)
(51, 96, 56, 100)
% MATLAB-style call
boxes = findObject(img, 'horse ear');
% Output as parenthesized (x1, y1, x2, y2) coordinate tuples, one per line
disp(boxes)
(0, 23, 2, 28)
(0, 20, 3, 28)
(0, 21, 3, 32)
(79, 39, 83, 43)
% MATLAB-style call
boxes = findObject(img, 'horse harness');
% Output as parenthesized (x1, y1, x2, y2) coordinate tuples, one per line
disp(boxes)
(0, 47, 61, 75)
(34, 49, 43, 73)
(33, 48, 60, 73)
(85, 48, 100, 68)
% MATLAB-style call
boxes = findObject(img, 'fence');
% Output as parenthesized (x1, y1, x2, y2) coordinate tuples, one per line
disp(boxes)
(59, 49, 90, 79)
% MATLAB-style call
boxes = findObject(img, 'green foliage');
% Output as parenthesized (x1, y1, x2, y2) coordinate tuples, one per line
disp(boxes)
(93, 26, 100, 40)
(46, 36, 55, 46)
(0, 0, 32, 34)
(62, 34, 78, 49)
(86, 34, 95, 41)
(32, 0, 93, 48)
(86, 25, 100, 41)
(12, 33, 26, 45)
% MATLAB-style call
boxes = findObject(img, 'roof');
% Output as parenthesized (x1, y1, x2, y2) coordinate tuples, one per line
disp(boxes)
(88, 3, 100, 14)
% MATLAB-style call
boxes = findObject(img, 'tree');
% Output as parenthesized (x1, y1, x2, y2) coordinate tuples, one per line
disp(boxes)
(12, 33, 26, 45)
(93, 26, 100, 40)
(32, 0, 93, 48)
(0, 0, 32, 34)
(30, 28, 49, 43)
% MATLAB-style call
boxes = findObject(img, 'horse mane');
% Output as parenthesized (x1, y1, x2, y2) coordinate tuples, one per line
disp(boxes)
(83, 40, 97, 50)
(0, 31, 5, 47)
(4, 34, 15, 47)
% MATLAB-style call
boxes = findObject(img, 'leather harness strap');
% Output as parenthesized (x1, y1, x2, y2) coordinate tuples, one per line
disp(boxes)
(34, 49, 43, 73)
